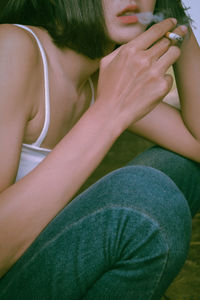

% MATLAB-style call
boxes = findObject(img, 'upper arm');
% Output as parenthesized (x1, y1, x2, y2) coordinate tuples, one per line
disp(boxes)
(129, 30, 200, 159)
(0, 25, 41, 191)
(173, 30, 200, 138)
(128, 101, 200, 162)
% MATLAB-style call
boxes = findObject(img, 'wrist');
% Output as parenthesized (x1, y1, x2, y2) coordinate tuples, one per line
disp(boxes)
(90, 99, 124, 140)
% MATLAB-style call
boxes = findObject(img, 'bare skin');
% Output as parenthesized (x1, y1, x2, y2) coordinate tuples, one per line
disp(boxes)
(0, 15, 200, 278)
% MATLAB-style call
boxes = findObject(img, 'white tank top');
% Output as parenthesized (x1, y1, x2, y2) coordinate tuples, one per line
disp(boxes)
(14, 24, 95, 181)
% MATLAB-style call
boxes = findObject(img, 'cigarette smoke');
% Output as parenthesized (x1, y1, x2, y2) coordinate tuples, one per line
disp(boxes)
(136, 12, 164, 25)
(136, 11, 190, 26)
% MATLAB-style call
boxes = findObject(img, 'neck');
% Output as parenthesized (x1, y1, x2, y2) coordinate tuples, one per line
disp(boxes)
(56, 41, 116, 91)
(59, 47, 100, 90)
(29, 25, 101, 91)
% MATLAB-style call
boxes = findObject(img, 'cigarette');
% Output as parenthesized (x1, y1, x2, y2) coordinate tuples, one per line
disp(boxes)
(165, 32, 183, 42)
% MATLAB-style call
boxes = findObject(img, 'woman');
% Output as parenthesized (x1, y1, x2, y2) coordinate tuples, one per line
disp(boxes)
(0, 0, 200, 299)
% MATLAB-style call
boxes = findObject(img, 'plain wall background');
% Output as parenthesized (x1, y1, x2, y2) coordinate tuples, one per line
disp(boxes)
(182, 0, 200, 45)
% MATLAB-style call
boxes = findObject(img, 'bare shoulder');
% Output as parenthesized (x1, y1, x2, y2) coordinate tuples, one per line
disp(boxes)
(0, 24, 43, 108)
(0, 25, 43, 189)
(0, 23, 38, 48)
(0, 24, 41, 71)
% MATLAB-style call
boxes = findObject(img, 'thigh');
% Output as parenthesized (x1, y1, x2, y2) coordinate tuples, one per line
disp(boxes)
(129, 145, 200, 216)
(0, 164, 191, 300)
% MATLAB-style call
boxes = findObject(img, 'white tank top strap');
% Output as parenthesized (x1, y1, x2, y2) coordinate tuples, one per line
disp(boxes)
(88, 77, 95, 106)
(13, 24, 50, 147)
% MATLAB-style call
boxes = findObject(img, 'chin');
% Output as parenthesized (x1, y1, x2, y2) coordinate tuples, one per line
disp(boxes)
(109, 27, 145, 45)
(113, 33, 142, 44)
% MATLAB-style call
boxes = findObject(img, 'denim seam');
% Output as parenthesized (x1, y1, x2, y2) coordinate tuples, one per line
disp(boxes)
(148, 231, 170, 300)
(1, 205, 166, 296)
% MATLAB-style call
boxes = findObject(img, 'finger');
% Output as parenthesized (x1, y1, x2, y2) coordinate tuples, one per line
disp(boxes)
(165, 25, 188, 46)
(128, 18, 177, 50)
(147, 24, 188, 60)
(164, 74, 173, 92)
(148, 37, 171, 60)
(158, 74, 174, 99)
(158, 45, 181, 73)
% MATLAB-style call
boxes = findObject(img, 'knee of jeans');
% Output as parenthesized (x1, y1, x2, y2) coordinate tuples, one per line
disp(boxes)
(98, 165, 192, 252)
(128, 146, 200, 203)
(106, 166, 192, 272)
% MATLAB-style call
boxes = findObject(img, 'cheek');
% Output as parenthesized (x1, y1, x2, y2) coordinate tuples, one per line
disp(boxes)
(151, 0, 157, 11)
(102, 1, 113, 20)
(140, 0, 156, 12)
(106, 25, 146, 45)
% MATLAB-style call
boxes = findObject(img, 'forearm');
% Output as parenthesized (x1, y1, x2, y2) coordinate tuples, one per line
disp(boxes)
(173, 30, 200, 140)
(0, 18, 189, 276)
(0, 102, 119, 277)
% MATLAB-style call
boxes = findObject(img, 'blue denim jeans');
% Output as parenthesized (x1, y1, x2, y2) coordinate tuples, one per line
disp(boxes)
(1, 146, 200, 299)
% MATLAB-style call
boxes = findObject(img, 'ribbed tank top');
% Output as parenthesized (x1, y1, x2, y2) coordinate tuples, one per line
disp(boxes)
(15, 25, 95, 181)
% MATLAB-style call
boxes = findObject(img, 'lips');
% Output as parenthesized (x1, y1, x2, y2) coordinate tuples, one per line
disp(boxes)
(117, 5, 139, 24)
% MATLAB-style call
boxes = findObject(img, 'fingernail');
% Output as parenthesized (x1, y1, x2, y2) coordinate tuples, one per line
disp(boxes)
(180, 25, 188, 33)
(171, 18, 177, 25)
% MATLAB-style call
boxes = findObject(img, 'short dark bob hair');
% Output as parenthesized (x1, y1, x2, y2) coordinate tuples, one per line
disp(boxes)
(0, 0, 191, 59)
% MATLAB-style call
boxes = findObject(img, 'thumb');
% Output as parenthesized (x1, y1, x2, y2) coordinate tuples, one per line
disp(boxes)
(164, 74, 174, 95)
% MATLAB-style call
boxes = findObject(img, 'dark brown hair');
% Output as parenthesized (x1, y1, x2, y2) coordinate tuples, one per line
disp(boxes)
(154, 0, 192, 26)
(0, 0, 191, 59)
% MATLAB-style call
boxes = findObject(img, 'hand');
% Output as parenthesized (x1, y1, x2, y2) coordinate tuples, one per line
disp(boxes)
(97, 18, 187, 132)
